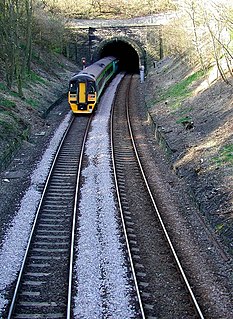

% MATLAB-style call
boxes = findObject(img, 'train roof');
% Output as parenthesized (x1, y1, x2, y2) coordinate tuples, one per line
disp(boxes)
(70, 56, 117, 82)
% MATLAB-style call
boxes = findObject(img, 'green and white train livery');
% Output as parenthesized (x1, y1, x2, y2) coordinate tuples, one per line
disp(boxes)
(68, 56, 119, 114)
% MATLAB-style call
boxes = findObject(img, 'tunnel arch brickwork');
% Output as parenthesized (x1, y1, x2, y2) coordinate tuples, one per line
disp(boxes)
(68, 24, 161, 72)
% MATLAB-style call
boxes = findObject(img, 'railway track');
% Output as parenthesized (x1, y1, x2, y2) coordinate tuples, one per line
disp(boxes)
(6, 75, 147, 319)
(7, 115, 91, 319)
(111, 74, 205, 319)
(6, 73, 208, 319)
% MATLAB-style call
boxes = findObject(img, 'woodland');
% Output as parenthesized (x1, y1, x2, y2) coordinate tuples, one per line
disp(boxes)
(0, 0, 176, 98)
(0, 0, 232, 98)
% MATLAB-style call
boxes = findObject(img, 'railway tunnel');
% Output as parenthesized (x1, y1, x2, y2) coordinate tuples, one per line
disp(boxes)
(93, 37, 145, 74)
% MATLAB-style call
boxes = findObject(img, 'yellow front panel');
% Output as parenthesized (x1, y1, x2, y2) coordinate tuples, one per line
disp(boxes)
(79, 82, 86, 103)
(68, 92, 77, 101)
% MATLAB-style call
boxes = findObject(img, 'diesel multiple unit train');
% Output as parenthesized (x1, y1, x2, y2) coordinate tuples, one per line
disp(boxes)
(68, 56, 119, 114)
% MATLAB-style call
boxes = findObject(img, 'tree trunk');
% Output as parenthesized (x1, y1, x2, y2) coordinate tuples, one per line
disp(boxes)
(24, 0, 33, 73)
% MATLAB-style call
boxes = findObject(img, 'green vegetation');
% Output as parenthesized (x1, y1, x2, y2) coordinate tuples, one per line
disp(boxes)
(160, 70, 204, 107)
(164, 1, 232, 84)
(0, 83, 18, 97)
(150, 69, 205, 110)
(215, 223, 225, 233)
(26, 71, 47, 85)
(0, 98, 16, 109)
(0, 113, 20, 137)
(213, 144, 233, 166)
(176, 115, 192, 124)
(0, 0, 67, 98)
(26, 98, 39, 109)
(0, 83, 8, 91)
(0, 113, 29, 170)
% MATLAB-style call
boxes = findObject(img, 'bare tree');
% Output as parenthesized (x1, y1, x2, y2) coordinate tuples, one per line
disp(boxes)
(185, 0, 207, 72)
(0, 0, 34, 95)
(24, 0, 33, 73)
(0, 0, 16, 89)
(202, 0, 232, 83)
(171, 0, 232, 81)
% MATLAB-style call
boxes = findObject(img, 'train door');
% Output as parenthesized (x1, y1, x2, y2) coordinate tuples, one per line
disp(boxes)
(79, 82, 86, 104)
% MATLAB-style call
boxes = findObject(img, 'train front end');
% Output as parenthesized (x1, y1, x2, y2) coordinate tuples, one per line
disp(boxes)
(68, 75, 97, 114)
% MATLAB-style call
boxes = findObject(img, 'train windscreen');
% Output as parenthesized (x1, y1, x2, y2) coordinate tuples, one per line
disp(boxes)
(69, 81, 77, 94)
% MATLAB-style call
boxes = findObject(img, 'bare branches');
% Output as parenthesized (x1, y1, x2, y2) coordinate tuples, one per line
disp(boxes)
(0, 0, 34, 95)
(164, 0, 233, 83)
(39, 0, 175, 19)
(0, 0, 67, 96)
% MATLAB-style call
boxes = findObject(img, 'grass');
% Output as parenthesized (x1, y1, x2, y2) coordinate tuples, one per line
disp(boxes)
(155, 69, 205, 109)
(213, 144, 233, 166)
(176, 115, 192, 124)
(0, 97, 16, 109)
(0, 83, 8, 91)
(0, 113, 19, 138)
(0, 82, 19, 97)
(215, 223, 225, 233)
(0, 116, 29, 170)
(25, 71, 47, 84)
(26, 97, 39, 109)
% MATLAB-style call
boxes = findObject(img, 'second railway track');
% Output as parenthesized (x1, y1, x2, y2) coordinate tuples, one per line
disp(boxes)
(111, 74, 205, 319)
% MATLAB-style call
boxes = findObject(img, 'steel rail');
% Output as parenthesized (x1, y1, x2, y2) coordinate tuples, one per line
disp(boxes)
(126, 76, 205, 319)
(66, 114, 93, 319)
(7, 115, 75, 319)
(110, 77, 146, 319)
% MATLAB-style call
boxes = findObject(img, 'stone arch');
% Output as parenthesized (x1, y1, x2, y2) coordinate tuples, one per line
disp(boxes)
(92, 36, 146, 73)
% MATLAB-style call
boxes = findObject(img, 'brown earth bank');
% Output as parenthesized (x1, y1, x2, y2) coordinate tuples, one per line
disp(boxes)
(145, 55, 233, 257)
(133, 74, 233, 318)
(0, 49, 77, 171)
(0, 51, 77, 242)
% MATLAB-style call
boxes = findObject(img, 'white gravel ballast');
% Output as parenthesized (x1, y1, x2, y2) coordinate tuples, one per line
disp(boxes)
(0, 112, 72, 315)
(73, 74, 137, 318)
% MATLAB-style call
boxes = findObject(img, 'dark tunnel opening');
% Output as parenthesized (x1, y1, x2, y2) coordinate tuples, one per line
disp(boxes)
(99, 40, 140, 73)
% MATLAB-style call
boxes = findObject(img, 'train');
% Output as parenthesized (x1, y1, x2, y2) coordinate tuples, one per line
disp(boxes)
(68, 56, 119, 114)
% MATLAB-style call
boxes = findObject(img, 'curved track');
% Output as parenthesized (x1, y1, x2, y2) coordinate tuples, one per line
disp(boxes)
(110, 84, 146, 319)
(111, 74, 205, 319)
(7, 74, 208, 319)
(7, 115, 91, 319)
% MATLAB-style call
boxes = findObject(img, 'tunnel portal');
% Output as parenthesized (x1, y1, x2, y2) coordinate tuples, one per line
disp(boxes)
(96, 39, 141, 73)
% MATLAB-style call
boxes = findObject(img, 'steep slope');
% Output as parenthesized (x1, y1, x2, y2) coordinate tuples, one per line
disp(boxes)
(146, 56, 233, 255)
(0, 50, 77, 170)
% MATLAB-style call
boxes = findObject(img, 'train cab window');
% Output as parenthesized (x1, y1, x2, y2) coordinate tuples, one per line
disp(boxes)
(88, 82, 95, 93)
(69, 81, 78, 94)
